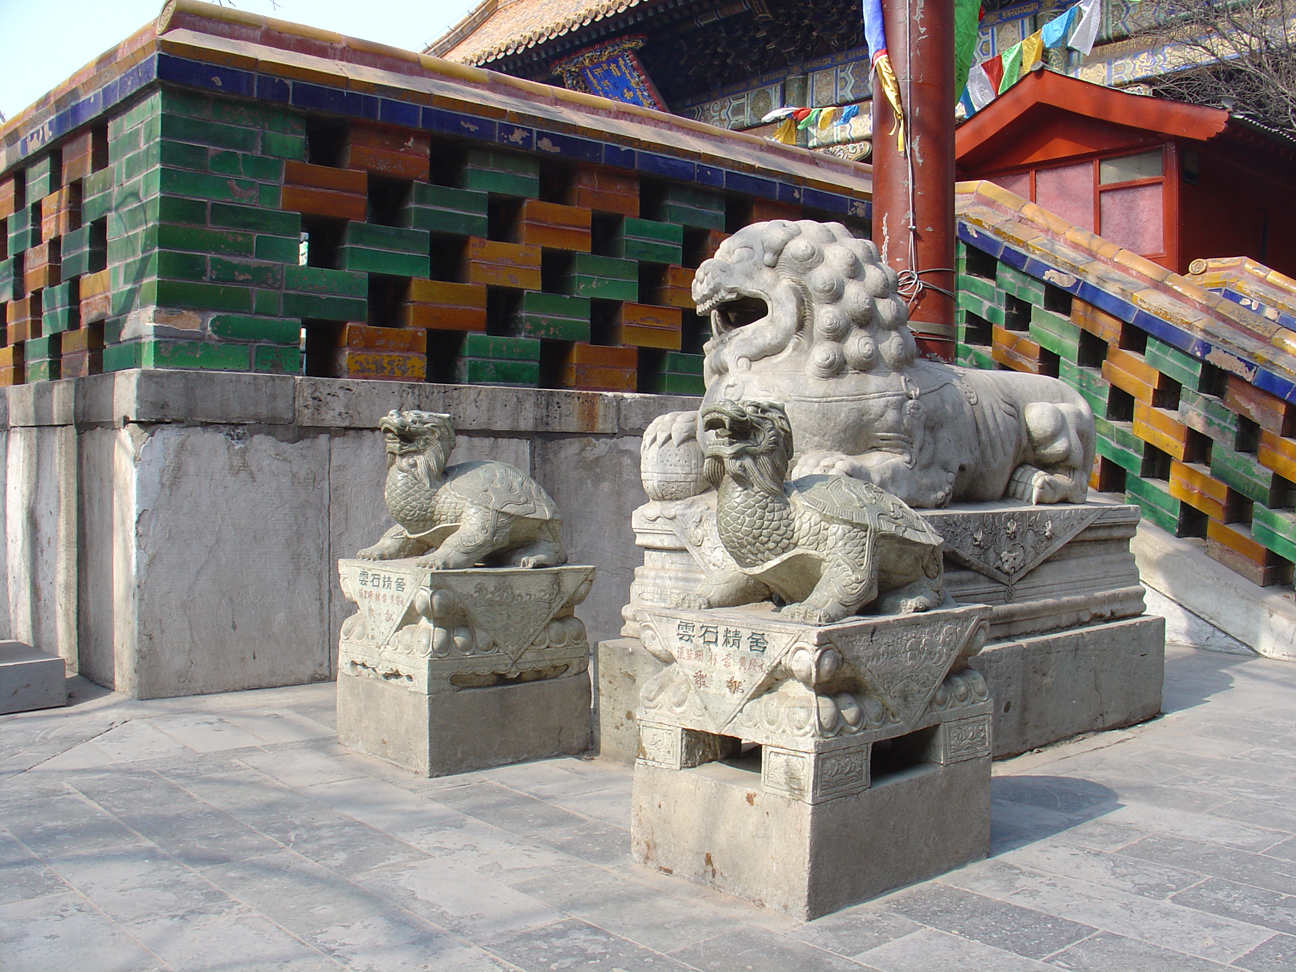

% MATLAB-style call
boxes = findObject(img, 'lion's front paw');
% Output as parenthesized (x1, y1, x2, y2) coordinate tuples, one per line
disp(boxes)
(780, 602, 835, 625)
(645, 410, 698, 449)
(669, 592, 712, 611)
(790, 451, 870, 479)
(415, 551, 451, 570)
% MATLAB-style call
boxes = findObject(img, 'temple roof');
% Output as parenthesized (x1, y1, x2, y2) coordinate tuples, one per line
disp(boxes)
(427, 0, 660, 66)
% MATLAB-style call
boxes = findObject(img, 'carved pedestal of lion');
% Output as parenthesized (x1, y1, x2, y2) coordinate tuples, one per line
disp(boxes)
(630, 603, 993, 920)
(336, 560, 595, 777)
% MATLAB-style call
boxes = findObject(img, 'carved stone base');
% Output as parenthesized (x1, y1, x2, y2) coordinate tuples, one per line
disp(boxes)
(335, 559, 595, 776)
(337, 667, 590, 776)
(632, 749, 990, 920)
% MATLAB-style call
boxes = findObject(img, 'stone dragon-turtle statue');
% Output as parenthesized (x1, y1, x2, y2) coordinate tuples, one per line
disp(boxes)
(642, 220, 1095, 508)
(687, 399, 946, 624)
(357, 409, 566, 569)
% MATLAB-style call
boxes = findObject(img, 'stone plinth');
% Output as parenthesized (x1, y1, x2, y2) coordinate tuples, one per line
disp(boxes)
(336, 559, 595, 776)
(630, 603, 992, 919)
(0, 641, 67, 714)
(601, 498, 1163, 761)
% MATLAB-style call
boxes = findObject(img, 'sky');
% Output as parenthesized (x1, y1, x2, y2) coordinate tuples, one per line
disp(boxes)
(0, 0, 477, 120)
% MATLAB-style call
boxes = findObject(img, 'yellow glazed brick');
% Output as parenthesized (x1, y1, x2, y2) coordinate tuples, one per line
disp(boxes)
(1111, 247, 1171, 283)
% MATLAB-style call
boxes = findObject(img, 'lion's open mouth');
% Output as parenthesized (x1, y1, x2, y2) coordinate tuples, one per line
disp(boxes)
(697, 292, 768, 332)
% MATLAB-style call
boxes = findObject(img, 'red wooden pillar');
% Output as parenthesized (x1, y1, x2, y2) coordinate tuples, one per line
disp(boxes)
(871, 0, 957, 361)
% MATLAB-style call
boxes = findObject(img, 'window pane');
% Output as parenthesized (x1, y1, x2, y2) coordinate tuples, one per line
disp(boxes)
(1099, 150, 1163, 185)
(991, 171, 1030, 198)
(1036, 162, 1095, 232)
(1100, 183, 1164, 254)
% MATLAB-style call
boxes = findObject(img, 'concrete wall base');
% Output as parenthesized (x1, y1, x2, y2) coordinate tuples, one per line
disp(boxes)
(0, 641, 67, 714)
(337, 670, 591, 777)
(632, 755, 990, 921)
(594, 636, 666, 762)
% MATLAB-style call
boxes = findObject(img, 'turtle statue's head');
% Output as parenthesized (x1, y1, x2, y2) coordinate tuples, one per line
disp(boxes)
(378, 410, 456, 483)
(701, 399, 793, 496)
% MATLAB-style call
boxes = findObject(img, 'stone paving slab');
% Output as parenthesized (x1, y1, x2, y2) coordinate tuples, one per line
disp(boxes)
(3, 644, 1296, 971)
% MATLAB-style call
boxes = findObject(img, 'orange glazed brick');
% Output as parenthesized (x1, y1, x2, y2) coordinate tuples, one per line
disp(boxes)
(613, 302, 682, 349)
(284, 161, 368, 194)
(61, 129, 108, 185)
(79, 269, 112, 324)
(346, 124, 432, 154)
(991, 325, 1042, 374)
(1206, 519, 1290, 586)
(1169, 460, 1231, 520)
(0, 345, 24, 369)
(6, 296, 40, 343)
(563, 343, 637, 368)
(567, 165, 638, 217)
(1106, 346, 1162, 386)
(342, 143, 429, 181)
(404, 279, 487, 331)
(1224, 374, 1293, 436)
(24, 242, 59, 291)
(281, 186, 367, 222)
(1072, 301, 1122, 345)
(649, 265, 695, 309)
(751, 199, 804, 222)
(336, 323, 426, 354)
(696, 230, 728, 264)
(0, 366, 22, 387)
(559, 363, 636, 391)
(1132, 401, 1190, 461)
(41, 186, 80, 239)
(1258, 429, 1296, 482)
(0, 178, 16, 220)
(1102, 353, 1163, 406)
(329, 349, 427, 381)
(516, 200, 591, 252)
(61, 325, 104, 353)
(464, 238, 541, 290)
(60, 349, 101, 378)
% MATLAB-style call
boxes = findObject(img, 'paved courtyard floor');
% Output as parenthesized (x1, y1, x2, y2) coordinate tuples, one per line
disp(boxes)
(3, 643, 1296, 971)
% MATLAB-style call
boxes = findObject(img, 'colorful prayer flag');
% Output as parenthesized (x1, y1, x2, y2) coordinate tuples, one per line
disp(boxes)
(966, 61, 997, 110)
(1069, 0, 1102, 56)
(1041, 5, 1077, 48)
(1021, 30, 1044, 72)
(773, 117, 798, 144)
(953, 0, 983, 104)
(999, 40, 1023, 93)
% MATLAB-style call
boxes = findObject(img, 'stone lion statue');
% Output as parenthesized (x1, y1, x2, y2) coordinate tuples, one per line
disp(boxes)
(692, 399, 946, 624)
(643, 220, 1095, 508)
(358, 410, 566, 569)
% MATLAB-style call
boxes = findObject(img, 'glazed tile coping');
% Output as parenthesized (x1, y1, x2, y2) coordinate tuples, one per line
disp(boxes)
(0, 0, 871, 213)
(956, 179, 1296, 408)
(1188, 257, 1296, 335)
(427, 0, 654, 65)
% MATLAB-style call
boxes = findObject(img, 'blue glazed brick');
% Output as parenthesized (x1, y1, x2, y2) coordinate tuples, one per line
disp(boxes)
(803, 187, 849, 214)
(534, 131, 601, 163)
(101, 76, 120, 109)
(638, 152, 694, 181)
(379, 98, 421, 127)
(1254, 368, 1296, 407)
(851, 199, 872, 220)
(118, 56, 158, 100)
(725, 170, 776, 198)
(158, 55, 255, 97)
(497, 124, 534, 151)
(603, 144, 635, 170)
(695, 164, 724, 188)
(257, 74, 292, 103)
(291, 82, 378, 119)
(422, 106, 496, 142)
(778, 182, 803, 205)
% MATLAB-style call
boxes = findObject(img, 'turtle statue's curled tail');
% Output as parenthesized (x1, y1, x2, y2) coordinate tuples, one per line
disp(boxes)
(682, 399, 947, 625)
(357, 409, 565, 569)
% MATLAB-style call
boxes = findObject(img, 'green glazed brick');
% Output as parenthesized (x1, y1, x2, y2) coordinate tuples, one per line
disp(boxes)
(160, 113, 261, 153)
(657, 201, 725, 232)
(257, 184, 280, 209)
(1125, 486, 1179, 534)
(465, 147, 540, 177)
(1096, 417, 1144, 455)
(653, 372, 706, 395)
(1060, 360, 1108, 418)
(158, 167, 260, 204)
(25, 359, 59, 382)
(107, 91, 162, 139)
(156, 224, 256, 257)
(460, 333, 541, 361)
(253, 344, 301, 374)
(459, 167, 540, 199)
(956, 291, 1005, 328)
(1179, 387, 1239, 444)
(145, 339, 252, 371)
(510, 292, 591, 341)
(343, 222, 430, 255)
(1210, 444, 1273, 505)
(1252, 503, 1296, 562)
(208, 257, 283, 289)
(1096, 431, 1142, 475)
(210, 203, 301, 237)
(453, 358, 540, 386)
(662, 184, 724, 211)
(956, 344, 995, 371)
(8, 206, 34, 254)
(613, 218, 684, 264)
(563, 253, 638, 301)
(401, 184, 489, 237)
(107, 201, 152, 240)
(0, 258, 17, 303)
(42, 281, 76, 310)
(210, 315, 302, 343)
(254, 236, 300, 263)
(253, 288, 280, 316)
(282, 292, 367, 321)
(662, 351, 704, 375)
(155, 279, 253, 313)
(103, 341, 143, 372)
(260, 132, 307, 161)
(157, 138, 210, 172)
(42, 304, 77, 334)
(284, 264, 367, 298)
(957, 273, 999, 303)
(26, 155, 56, 202)
(336, 246, 430, 278)
(24, 335, 59, 361)
(208, 151, 283, 183)
(1145, 336, 1202, 389)
(1029, 305, 1081, 352)
(996, 263, 1045, 300)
